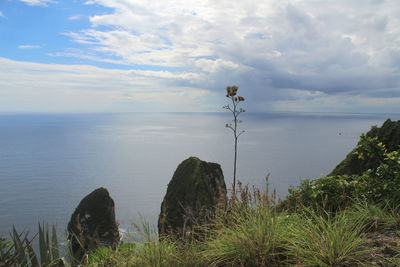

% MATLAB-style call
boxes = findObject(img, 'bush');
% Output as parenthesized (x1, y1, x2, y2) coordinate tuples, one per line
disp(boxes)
(285, 135, 400, 211)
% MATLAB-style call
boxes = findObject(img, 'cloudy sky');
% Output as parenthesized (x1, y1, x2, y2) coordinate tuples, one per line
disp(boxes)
(0, 0, 399, 113)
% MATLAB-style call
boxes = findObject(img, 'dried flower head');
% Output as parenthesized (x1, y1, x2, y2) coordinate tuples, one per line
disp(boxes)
(226, 85, 238, 97)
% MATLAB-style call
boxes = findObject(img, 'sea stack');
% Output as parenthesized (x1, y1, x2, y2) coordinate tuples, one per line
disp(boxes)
(67, 187, 120, 261)
(158, 157, 227, 237)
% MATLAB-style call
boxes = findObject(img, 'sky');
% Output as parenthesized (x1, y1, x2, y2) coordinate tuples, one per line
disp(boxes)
(0, 0, 399, 113)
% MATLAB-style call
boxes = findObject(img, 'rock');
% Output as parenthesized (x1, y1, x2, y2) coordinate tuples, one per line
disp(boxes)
(67, 187, 120, 261)
(330, 119, 400, 176)
(158, 157, 227, 237)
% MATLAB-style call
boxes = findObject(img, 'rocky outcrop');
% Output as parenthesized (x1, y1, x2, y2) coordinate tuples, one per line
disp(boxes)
(158, 157, 227, 237)
(67, 187, 120, 261)
(330, 119, 400, 176)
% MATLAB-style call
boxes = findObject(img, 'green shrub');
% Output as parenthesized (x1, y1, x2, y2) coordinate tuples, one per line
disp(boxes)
(286, 175, 358, 211)
(285, 136, 400, 211)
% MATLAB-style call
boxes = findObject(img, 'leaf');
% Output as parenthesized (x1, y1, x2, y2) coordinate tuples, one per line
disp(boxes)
(39, 223, 50, 265)
(11, 226, 28, 266)
(52, 224, 59, 260)
(24, 236, 39, 267)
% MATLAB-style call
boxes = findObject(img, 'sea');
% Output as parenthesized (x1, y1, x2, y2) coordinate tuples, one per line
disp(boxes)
(0, 112, 398, 238)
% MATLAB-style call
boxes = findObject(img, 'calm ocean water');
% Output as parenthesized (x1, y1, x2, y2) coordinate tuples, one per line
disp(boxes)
(0, 112, 398, 236)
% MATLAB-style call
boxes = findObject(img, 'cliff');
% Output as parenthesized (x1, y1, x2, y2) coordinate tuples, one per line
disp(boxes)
(330, 118, 400, 176)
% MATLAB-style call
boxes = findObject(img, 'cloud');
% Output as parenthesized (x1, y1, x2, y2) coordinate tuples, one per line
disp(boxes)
(7, 0, 400, 113)
(69, 14, 83, 21)
(61, 1, 400, 111)
(0, 57, 214, 113)
(18, 45, 41, 49)
(0, 11, 4, 17)
(19, 0, 56, 6)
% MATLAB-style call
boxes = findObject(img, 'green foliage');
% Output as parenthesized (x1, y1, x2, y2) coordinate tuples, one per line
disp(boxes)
(86, 246, 115, 266)
(0, 224, 67, 267)
(0, 236, 13, 264)
(85, 244, 137, 267)
(359, 150, 400, 203)
(286, 135, 400, 211)
(330, 119, 400, 176)
(286, 175, 357, 211)
(85, 231, 193, 266)
(38, 223, 64, 266)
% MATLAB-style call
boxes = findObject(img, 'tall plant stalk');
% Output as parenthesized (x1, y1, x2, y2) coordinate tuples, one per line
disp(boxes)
(223, 85, 245, 193)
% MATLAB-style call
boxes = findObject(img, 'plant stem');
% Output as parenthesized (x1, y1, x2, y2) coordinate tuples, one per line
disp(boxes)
(232, 96, 238, 193)
(224, 85, 245, 195)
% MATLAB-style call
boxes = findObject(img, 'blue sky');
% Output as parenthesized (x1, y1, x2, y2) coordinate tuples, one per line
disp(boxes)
(0, 0, 399, 113)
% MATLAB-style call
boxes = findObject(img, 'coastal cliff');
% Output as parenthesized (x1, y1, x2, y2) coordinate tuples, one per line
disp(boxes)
(330, 119, 400, 176)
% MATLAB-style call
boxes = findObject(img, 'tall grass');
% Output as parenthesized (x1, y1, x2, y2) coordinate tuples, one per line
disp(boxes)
(199, 179, 291, 267)
(85, 219, 199, 267)
(85, 240, 181, 267)
(288, 209, 366, 266)
(200, 205, 290, 266)
(348, 201, 400, 232)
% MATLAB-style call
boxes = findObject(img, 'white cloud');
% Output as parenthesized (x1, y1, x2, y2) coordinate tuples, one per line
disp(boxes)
(19, 0, 55, 6)
(0, 11, 4, 17)
(6, 0, 400, 113)
(62, 1, 400, 104)
(69, 14, 83, 21)
(18, 45, 41, 49)
(0, 57, 214, 113)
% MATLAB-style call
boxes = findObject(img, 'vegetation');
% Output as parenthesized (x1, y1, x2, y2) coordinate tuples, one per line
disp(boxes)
(284, 134, 400, 212)
(0, 224, 67, 266)
(223, 85, 246, 193)
(3, 185, 400, 266)
(81, 185, 400, 266)
(330, 118, 400, 176)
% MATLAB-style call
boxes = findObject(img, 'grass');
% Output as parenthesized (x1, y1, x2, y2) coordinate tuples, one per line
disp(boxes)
(3, 185, 400, 266)
(287, 209, 366, 266)
(199, 205, 290, 266)
(83, 182, 400, 267)
(349, 201, 400, 232)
